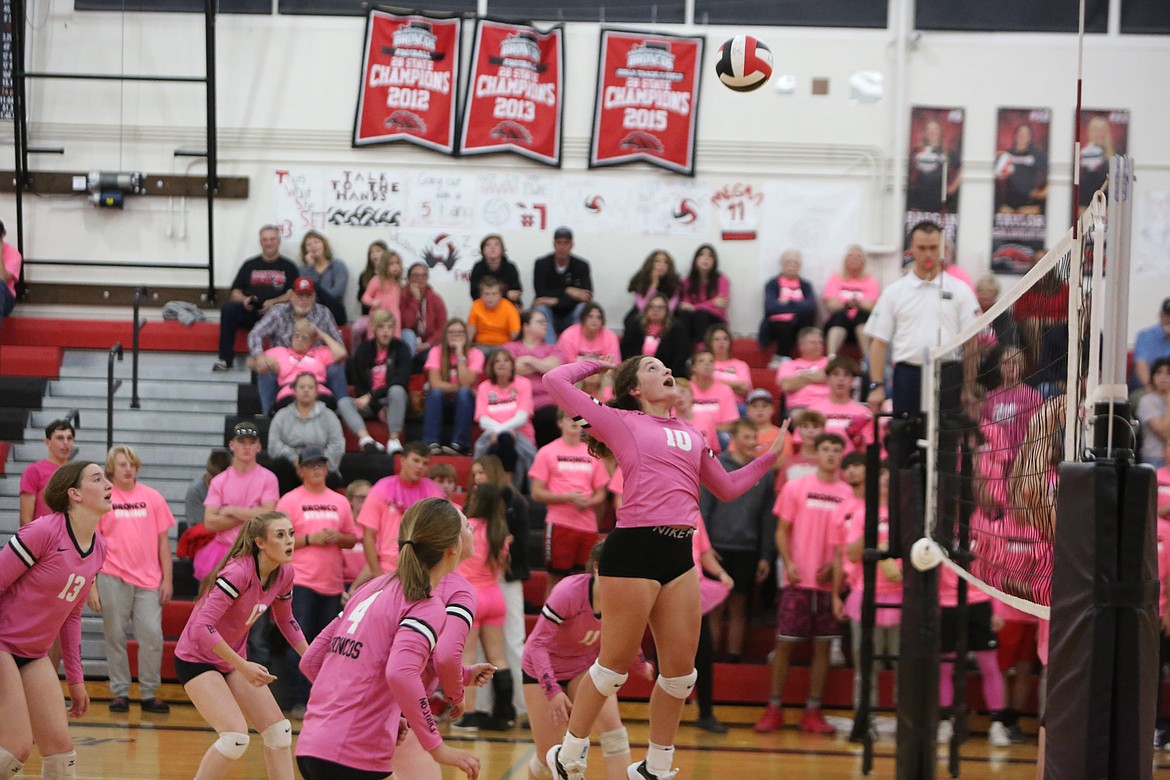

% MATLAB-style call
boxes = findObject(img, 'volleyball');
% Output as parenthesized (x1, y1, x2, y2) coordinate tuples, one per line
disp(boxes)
(715, 35, 773, 92)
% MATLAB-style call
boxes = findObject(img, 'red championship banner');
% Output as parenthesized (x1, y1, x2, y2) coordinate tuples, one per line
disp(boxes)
(459, 20, 564, 167)
(589, 29, 704, 176)
(352, 10, 461, 153)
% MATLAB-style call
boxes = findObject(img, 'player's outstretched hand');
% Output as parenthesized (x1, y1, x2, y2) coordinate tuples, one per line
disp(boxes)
(67, 682, 90, 718)
(769, 418, 792, 457)
(431, 744, 481, 780)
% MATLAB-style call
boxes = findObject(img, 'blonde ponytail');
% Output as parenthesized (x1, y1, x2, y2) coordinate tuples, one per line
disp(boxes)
(395, 498, 462, 602)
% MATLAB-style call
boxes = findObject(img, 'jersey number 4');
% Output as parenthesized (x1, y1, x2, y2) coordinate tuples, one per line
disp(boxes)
(664, 428, 693, 451)
(346, 590, 383, 635)
(56, 574, 87, 603)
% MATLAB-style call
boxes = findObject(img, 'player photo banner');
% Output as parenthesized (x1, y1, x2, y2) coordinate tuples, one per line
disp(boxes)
(991, 107, 1051, 274)
(352, 10, 461, 153)
(459, 20, 564, 167)
(589, 29, 704, 176)
(904, 106, 965, 253)
(1074, 108, 1128, 220)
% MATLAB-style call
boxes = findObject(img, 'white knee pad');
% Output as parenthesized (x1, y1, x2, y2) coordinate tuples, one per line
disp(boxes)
(599, 727, 630, 758)
(0, 746, 24, 777)
(655, 669, 698, 700)
(213, 732, 250, 760)
(39, 750, 77, 779)
(528, 753, 553, 779)
(261, 719, 292, 750)
(589, 661, 628, 698)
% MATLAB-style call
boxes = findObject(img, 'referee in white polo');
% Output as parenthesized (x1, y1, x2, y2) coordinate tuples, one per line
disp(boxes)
(865, 220, 981, 415)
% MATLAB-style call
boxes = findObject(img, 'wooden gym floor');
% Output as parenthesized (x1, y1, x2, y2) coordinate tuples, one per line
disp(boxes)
(16, 682, 1143, 779)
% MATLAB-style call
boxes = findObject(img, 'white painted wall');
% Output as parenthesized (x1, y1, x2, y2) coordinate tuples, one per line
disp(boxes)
(2, 2, 1168, 340)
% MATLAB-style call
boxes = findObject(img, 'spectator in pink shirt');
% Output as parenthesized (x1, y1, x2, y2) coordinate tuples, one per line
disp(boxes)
(759, 249, 817, 363)
(623, 250, 681, 331)
(688, 348, 739, 450)
(18, 418, 74, 527)
(822, 244, 879, 358)
(807, 357, 874, 454)
(0, 218, 20, 323)
(619, 293, 692, 378)
(353, 249, 404, 350)
(91, 444, 175, 715)
(678, 243, 730, 343)
(266, 319, 347, 413)
(776, 327, 831, 413)
(276, 446, 358, 718)
(507, 309, 563, 447)
(706, 324, 751, 411)
(474, 349, 537, 488)
(556, 302, 621, 366)
(756, 433, 850, 735)
(423, 319, 484, 456)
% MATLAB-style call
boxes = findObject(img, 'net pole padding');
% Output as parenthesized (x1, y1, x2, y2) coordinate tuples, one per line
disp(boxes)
(1044, 460, 1159, 780)
(894, 456, 939, 780)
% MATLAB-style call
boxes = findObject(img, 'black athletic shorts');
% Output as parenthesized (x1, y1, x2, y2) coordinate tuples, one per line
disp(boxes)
(297, 755, 389, 780)
(173, 655, 226, 686)
(712, 548, 760, 594)
(521, 670, 573, 689)
(940, 601, 998, 654)
(599, 525, 694, 585)
(11, 653, 40, 669)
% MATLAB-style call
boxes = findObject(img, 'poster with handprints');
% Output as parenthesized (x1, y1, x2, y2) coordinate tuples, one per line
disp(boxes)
(273, 168, 406, 239)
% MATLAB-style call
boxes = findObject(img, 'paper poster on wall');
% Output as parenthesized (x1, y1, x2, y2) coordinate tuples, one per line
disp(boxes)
(403, 171, 474, 229)
(991, 107, 1051, 274)
(1074, 108, 1129, 219)
(273, 168, 407, 239)
(549, 176, 639, 234)
(385, 229, 479, 318)
(459, 20, 564, 167)
(711, 182, 764, 241)
(476, 173, 554, 233)
(637, 179, 710, 235)
(352, 11, 461, 154)
(756, 181, 864, 290)
(904, 106, 964, 253)
(1135, 190, 1170, 281)
(589, 29, 704, 176)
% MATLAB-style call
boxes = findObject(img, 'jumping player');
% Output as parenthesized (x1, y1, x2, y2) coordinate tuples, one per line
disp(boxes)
(173, 511, 308, 780)
(0, 461, 110, 778)
(296, 497, 481, 780)
(543, 357, 787, 780)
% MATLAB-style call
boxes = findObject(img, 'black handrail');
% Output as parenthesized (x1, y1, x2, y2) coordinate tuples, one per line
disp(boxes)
(107, 343, 123, 452)
(131, 287, 149, 409)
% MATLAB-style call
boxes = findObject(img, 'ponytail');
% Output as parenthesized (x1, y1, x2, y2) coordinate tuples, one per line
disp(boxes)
(197, 511, 289, 600)
(396, 498, 462, 601)
(465, 483, 510, 574)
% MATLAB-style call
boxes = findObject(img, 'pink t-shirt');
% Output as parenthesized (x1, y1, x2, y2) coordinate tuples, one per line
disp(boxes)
(938, 559, 992, 607)
(776, 357, 830, 409)
(505, 340, 559, 409)
(983, 384, 1043, 453)
(689, 381, 739, 442)
(543, 361, 776, 530)
(768, 277, 808, 322)
(475, 376, 535, 442)
(529, 438, 610, 532)
(1158, 467, 1170, 517)
(19, 459, 62, 524)
(277, 486, 357, 597)
(2, 241, 21, 297)
(823, 273, 879, 318)
(555, 324, 621, 365)
(0, 514, 107, 683)
(522, 573, 602, 699)
(424, 347, 485, 384)
(1158, 518, 1170, 616)
(361, 278, 403, 336)
(204, 465, 280, 545)
(458, 517, 508, 593)
(807, 397, 874, 454)
(692, 517, 731, 615)
(357, 477, 445, 572)
(174, 555, 305, 672)
(296, 575, 448, 771)
(838, 497, 901, 625)
(712, 358, 752, 401)
(775, 472, 851, 592)
(267, 345, 334, 402)
(98, 482, 175, 589)
(776, 453, 817, 495)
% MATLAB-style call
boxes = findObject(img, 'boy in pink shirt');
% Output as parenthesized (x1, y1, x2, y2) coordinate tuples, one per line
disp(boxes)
(688, 349, 740, 450)
(776, 327, 831, 411)
(756, 432, 851, 735)
(530, 411, 610, 590)
(18, 419, 74, 526)
(92, 445, 175, 714)
(353, 441, 445, 589)
(775, 409, 825, 496)
(807, 356, 874, 454)
(276, 446, 359, 716)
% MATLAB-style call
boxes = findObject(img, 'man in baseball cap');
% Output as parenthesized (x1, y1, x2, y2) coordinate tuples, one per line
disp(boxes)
(532, 225, 593, 343)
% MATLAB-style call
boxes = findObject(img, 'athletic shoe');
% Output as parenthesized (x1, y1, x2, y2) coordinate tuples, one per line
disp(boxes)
(799, 708, 836, 735)
(385, 439, 404, 455)
(451, 711, 487, 731)
(829, 637, 847, 667)
(546, 745, 587, 780)
(442, 443, 468, 455)
(109, 696, 130, 713)
(937, 719, 953, 744)
(627, 760, 679, 780)
(141, 697, 170, 714)
(212, 359, 233, 372)
(988, 721, 1012, 747)
(1155, 728, 1169, 750)
(753, 703, 785, 733)
(481, 713, 515, 731)
(428, 442, 444, 455)
(695, 714, 728, 734)
(359, 436, 385, 454)
(1007, 723, 1028, 744)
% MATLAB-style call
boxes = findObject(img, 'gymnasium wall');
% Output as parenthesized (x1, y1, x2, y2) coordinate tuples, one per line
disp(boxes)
(1, 2, 1168, 339)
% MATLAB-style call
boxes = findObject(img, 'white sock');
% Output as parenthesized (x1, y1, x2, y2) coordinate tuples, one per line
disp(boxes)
(646, 742, 675, 776)
(0, 746, 23, 777)
(562, 732, 590, 763)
